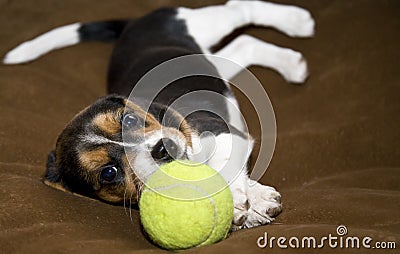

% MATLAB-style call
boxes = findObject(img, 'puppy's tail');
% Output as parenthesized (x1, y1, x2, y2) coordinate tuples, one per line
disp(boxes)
(3, 20, 131, 65)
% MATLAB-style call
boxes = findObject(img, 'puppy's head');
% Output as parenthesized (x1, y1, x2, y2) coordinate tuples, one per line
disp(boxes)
(45, 95, 192, 204)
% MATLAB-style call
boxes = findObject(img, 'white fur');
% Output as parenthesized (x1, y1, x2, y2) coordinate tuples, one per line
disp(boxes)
(80, 134, 136, 147)
(186, 132, 204, 162)
(245, 179, 281, 228)
(203, 133, 253, 176)
(178, 5, 246, 50)
(177, 1, 314, 50)
(3, 23, 81, 64)
(223, 94, 244, 133)
(213, 35, 308, 82)
(225, 0, 314, 38)
(188, 132, 215, 164)
(178, 1, 314, 82)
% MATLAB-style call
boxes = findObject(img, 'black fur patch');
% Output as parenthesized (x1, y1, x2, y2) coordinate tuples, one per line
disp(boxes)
(79, 20, 132, 42)
(105, 8, 230, 133)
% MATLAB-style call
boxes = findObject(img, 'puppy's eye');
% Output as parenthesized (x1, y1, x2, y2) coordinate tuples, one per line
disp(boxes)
(122, 114, 142, 129)
(100, 166, 118, 182)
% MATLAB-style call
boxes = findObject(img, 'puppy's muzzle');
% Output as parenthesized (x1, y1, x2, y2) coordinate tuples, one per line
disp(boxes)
(151, 138, 178, 162)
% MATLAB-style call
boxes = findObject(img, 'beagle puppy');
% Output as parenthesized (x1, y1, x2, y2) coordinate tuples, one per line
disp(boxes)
(3, 1, 314, 230)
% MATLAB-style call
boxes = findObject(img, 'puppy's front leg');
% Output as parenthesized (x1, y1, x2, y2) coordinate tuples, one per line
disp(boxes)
(244, 179, 282, 229)
(229, 171, 282, 231)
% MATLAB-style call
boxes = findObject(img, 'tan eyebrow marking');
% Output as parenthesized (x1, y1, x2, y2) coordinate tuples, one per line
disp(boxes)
(92, 111, 122, 135)
(123, 99, 192, 146)
(123, 98, 162, 130)
(179, 118, 193, 147)
(79, 148, 110, 171)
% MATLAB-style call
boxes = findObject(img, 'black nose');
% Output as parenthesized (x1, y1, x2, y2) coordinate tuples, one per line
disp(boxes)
(151, 138, 178, 162)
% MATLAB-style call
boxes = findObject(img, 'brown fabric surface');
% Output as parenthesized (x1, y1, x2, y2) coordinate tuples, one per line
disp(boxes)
(1, 0, 399, 253)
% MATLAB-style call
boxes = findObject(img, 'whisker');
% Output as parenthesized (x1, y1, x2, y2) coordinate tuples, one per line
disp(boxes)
(123, 182, 129, 217)
(132, 176, 143, 200)
(129, 187, 134, 223)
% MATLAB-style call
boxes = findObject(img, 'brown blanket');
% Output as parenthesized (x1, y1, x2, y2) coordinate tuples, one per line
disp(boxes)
(1, 0, 399, 253)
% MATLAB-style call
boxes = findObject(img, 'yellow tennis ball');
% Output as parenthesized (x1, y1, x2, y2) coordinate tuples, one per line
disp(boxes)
(139, 160, 234, 250)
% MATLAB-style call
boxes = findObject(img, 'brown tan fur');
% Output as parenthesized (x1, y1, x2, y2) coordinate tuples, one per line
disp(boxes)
(79, 148, 110, 171)
(124, 99, 162, 130)
(92, 110, 123, 135)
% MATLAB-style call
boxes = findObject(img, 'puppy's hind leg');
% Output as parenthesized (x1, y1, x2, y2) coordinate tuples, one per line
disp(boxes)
(177, 1, 315, 50)
(210, 35, 308, 83)
(226, 0, 315, 38)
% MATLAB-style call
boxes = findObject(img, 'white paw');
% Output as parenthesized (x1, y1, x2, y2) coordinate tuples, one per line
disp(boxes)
(243, 183, 282, 229)
(277, 49, 308, 83)
(279, 7, 315, 38)
(231, 182, 282, 230)
(231, 189, 249, 231)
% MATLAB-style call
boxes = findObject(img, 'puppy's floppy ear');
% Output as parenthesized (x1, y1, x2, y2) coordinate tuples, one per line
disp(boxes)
(43, 150, 68, 192)
(45, 150, 59, 182)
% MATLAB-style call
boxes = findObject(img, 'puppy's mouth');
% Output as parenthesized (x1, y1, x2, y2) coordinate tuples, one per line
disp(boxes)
(120, 99, 194, 189)
(126, 127, 190, 183)
(150, 137, 188, 162)
(144, 126, 189, 162)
